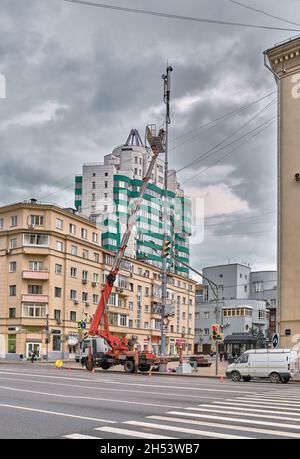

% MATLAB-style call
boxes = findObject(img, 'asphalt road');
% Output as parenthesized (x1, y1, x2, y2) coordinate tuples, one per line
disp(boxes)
(0, 363, 300, 439)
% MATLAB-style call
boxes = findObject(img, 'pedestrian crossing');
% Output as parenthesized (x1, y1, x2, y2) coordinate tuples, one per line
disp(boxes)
(63, 386, 300, 439)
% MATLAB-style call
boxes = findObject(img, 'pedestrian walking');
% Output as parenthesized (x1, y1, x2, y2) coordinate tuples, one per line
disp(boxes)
(30, 349, 36, 363)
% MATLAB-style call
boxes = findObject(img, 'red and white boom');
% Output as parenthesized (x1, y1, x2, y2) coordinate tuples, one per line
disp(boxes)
(88, 126, 165, 350)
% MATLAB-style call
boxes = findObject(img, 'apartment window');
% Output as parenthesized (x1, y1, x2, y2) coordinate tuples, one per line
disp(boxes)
(28, 285, 42, 295)
(55, 264, 62, 275)
(9, 308, 16, 319)
(204, 328, 210, 335)
(53, 335, 61, 352)
(219, 274, 223, 278)
(70, 267, 77, 278)
(82, 292, 88, 302)
(128, 319, 133, 328)
(30, 215, 44, 226)
(71, 245, 78, 256)
(81, 228, 87, 239)
(69, 224, 76, 235)
(129, 302, 134, 310)
(144, 322, 149, 329)
(56, 218, 63, 230)
(70, 311, 76, 321)
(183, 297, 186, 305)
(104, 205, 108, 212)
(105, 172, 108, 177)
(9, 261, 17, 273)
(135, 157, 138, 164)
(11, 216, 18, 227)
(56, 241, 63, 252)
(189, 313, 192, 321)
(92, 181, 96, 189)
(240, 273, 243, 278)
(182, 312, 186, 320)
(134, 168, 138, 175)
(253, 282, 263, 293)
(145, 305, 149, 313)
(0, 218, 3, 229)
(94, 253, 100, 263)
(182, 326, 186, 334)
(119, 315, 128, 327)
(104, 193, 108, 199)
(145, 287, 149, 296)
(83, 249, 89, 259)
(54, 310, 61, 320)
(92, 233, 98, 243)
(195, 328, 201, 335)
(10, 238, 17, 249)
(82, 270, 88, 281)
(244, 285, 247, 293)
(259, 310, 265, 320)
(204, 312, 209, 319)
(23, 234, 49, 247)
(93, 273, 99, 283)
(9, 285, 16, 296)
(104, 181, 108, 188)
(22, 304, 46, 318)
(92, 193, 96, 201)
(93, 294, 99, 304)
(70, 290, 77, 300)
(29, 261, 43, 271)
(195, 312, 200, 320)
(55, 287, 62, 298)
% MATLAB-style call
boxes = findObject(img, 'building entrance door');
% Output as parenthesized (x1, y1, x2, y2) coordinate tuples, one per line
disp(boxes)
(26, 342, 41, 359)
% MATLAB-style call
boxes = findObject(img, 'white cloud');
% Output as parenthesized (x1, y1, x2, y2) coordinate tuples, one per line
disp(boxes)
(1, 101, 69, 130)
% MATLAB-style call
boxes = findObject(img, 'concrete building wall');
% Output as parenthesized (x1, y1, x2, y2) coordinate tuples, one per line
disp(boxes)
(265, 37, 300, 346)
(203, 264, 250, 301)
(0, 202, 196, 360)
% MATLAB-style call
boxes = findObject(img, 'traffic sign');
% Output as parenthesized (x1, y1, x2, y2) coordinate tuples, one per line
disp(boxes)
(272, 333, 279, 348)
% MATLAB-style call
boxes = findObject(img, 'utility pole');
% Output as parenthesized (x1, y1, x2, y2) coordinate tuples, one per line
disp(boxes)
(160, 65, 173, 364)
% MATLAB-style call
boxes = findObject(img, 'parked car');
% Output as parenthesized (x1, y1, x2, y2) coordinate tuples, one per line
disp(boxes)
(226, 348, 299, 383)
(188, 354, 212, 367)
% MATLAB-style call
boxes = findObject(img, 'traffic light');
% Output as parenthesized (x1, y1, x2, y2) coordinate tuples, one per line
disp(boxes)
(162, 240, 171, 257)
(211, 324, 219, 341)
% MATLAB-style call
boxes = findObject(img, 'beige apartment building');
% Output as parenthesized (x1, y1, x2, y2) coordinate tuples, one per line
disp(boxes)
(0, 201, 196, 360)
(265, 36, 300, 347)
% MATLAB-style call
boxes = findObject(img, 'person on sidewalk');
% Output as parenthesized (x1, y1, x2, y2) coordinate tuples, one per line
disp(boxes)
(30, 350, 37, 363)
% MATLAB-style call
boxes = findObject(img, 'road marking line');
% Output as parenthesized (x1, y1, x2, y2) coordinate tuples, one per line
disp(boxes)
(0, 371, 256, 394)
(207, 404, 300, 417)
(124, 420, 251, 439)
(96, 426, 175, 439)
(236, 397, 300, 405)
(0, 403, 115, 423)
(187, 406, 300, 422)
(0, 386, 181, 409)
(167, 411, 300, 430)
(219, 400, 300, 412)
(147, 415, 300, 439)
(64, 433, 102, 439)
(0, 376, 233, 401)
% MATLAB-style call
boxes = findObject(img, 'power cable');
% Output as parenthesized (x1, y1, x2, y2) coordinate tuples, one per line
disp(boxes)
(228, 0, 300, 28)
(63, 0, 300, 32)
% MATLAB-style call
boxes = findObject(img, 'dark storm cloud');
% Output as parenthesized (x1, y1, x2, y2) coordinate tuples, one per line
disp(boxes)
(0, 0, 297, 270)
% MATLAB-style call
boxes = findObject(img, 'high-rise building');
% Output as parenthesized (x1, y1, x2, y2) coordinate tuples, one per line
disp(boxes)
(75, 129, 192, 277)
(265, 36, 300, 346)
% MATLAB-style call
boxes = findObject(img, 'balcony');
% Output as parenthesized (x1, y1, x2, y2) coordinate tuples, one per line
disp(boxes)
(22, 271, 49, 280)
(22, 294, 49, 303)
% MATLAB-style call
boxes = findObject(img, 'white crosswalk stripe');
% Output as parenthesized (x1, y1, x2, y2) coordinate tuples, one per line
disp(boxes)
(64, 433, 102, 439)
(61, 387, 300, 440)
(95, 426, 175, 439)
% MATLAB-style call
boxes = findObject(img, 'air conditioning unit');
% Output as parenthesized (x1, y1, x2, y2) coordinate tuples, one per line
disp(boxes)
(56, 319, 62, 324)
(92, 282, 97, 287)
(85, 302, 90, 307)
(82, 279, 88, 284)
(6, 249, 10, 255)
(74, 300, 79, 305)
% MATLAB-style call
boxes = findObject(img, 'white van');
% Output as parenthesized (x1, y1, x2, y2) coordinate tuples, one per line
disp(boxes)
(226, 349, 299, 383)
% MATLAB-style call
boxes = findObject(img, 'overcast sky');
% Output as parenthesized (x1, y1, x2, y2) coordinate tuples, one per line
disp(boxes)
(1, 0, 298, 273)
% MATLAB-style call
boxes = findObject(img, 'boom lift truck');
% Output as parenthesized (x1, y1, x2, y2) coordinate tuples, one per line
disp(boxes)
(79, 126, 165, 373)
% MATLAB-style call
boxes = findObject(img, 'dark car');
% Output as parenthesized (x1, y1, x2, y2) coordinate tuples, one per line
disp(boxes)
(189, 354, 212, 367)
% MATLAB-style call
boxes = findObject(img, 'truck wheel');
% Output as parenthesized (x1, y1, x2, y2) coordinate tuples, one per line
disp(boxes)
(231, 371, 241, 382)
(138, 364, 151, 372)
(101, 362, 110, 370)
(124, 360, 135, 373)
(242, 376, 251, 382)
(85, 359, 94, 372)
(269, 372, 281, 383)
